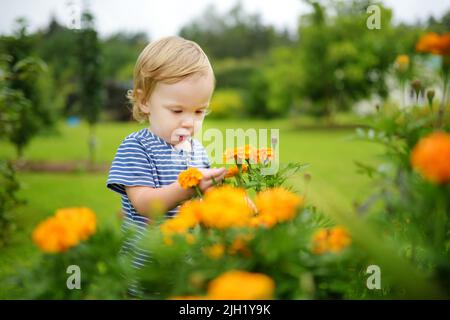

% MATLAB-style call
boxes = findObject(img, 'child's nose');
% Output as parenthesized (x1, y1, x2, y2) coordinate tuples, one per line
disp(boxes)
(181, 116, 194, 128)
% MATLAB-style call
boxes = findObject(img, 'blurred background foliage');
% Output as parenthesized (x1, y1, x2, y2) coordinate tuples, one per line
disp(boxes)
(1, 0, 448, 126)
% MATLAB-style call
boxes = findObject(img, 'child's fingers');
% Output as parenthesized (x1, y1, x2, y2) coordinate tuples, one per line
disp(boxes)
(207, 170, 227, 184)
(215, 171, 227, 182)
(211, 167, 226, 178)
(201, 180, 214, 191)
(201, 167, 226, 180)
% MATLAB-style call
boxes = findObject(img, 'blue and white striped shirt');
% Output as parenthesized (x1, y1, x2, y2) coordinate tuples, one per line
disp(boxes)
(106, 127, 210, 296)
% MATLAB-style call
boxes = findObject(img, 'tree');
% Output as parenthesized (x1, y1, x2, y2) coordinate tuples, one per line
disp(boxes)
(77, 11, 104, 165)
(0, 19, 55, 159)
(295, 0, 417, 119)
(179, 2, 293, 60)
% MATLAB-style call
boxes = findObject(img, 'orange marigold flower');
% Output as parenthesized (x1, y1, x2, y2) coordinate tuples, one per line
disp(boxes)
(160, 216, 193, 235)
(257, 147, 274, 163)
(225, 164, 248, 178)
(32, 217, 80, 253)
(177, 200, 203, 227)
(178, 167, 203, 189)
(32, 207, 97, 253)
(312, 229, 330, 255)
(198, 186, 253, 229)
(411, 131, 450, 184)
(248, 213, 278, 228)
(203, 243, 225, 260)
(243, 145, 258, 163)
(255, 187, 303, 226)
(416, 32, 450, 56)
(222, 146, 258, 164)
(225, 166, 239, 178)
(328, 226, 352, 253)
(312, 226, 351, 254)
(160, 201, 201, 245)
(207, 270, 275, 300)
(54, 207, 96, 241)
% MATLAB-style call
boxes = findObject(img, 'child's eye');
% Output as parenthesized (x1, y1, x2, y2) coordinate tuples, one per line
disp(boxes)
(196, 110, 205, 115)
(172, 110, 182, 114)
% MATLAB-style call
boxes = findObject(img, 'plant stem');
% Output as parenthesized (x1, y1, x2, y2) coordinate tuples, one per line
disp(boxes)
(194, 186, 203, 198)
(437, 70, 449, 128)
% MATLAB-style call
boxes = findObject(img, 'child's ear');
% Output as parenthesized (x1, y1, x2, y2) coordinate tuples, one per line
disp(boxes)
(136, 89, 151, 114)
(139, 102, 151, 114)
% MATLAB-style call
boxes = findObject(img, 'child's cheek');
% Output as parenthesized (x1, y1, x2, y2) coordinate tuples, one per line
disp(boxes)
(194, 119, 204, 132)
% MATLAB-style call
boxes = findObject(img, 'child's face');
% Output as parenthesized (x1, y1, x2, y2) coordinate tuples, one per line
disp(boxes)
(142, 71, 214, 146)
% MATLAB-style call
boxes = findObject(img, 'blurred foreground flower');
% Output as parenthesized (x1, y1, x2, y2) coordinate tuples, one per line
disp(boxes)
(160, 186, 303, 238)
(207, 270, 275, 300)
(200, 186, 253, 229)
(32, 207, 96, 253)
(253, 187, 303, 228)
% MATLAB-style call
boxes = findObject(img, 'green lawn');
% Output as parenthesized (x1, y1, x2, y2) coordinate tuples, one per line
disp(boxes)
(0, 118, 383, 298)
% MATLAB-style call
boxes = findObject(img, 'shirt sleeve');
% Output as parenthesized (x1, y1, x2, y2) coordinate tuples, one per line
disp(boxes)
(107, 137, 156, 196)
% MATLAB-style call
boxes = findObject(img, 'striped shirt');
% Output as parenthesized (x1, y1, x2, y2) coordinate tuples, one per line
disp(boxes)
(106, 127, 210, 296)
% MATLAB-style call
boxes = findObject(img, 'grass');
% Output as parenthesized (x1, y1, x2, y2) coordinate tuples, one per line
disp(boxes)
(0, 117, 383, 298)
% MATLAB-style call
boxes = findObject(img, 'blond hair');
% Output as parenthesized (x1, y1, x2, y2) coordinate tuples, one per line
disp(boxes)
(127, 36, 215, 122)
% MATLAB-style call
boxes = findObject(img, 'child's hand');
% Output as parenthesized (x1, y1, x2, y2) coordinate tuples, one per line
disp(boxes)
(197, 167, 227, 193)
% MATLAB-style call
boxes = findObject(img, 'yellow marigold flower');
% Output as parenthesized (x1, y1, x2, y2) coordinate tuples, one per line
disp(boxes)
(312, 229, 329, 254)
(198, 186, 253, 229)
(225, 165, 239, 178)
(207, 270, 275, 300)
(416, 32, 450, 56)
(312, 226, 351, 254)
(54, 207, 96, 241)
(328, 226, 352, 253)
(222, 146, 258, 164)
(257, 147, 274, 163)
(160, 216, 192, 235)
(177, 200, 203, 227)
(411, 132, 450, 184)
(255, 188, 303, 226)
(160, 201, 202, 244)
(32, 207, 97, 253)
(203, 243, 225, 260)
(248, 213, 278, 228)
(225, 164, 248, 178)
(243, 145, 258, 163)
(178, 167, 203, 189)
(32, 217, 80, 253)
(394, 54, 410, 72)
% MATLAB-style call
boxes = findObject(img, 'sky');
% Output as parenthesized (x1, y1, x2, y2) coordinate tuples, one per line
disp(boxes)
(1, 0, 449, 39)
